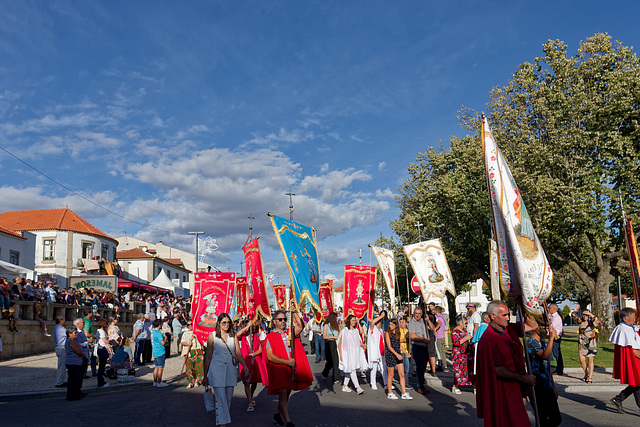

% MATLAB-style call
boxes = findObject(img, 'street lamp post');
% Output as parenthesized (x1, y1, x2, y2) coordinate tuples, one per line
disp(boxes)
(189, 231, 205, 275)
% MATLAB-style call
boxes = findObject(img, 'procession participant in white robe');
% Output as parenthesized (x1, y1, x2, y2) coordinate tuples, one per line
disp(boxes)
(367, 312, 388, 390)
(338, 314, 367, 395)
(609, 307, 640, 413)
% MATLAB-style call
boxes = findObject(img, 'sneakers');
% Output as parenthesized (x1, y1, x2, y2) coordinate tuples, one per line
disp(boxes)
(98, 383, 110, 389)
(371, 384, 378, 390)
(156, 382, 169, 388)
(401, 393, 413, 400)
(451, 386, 462, 395)
(44, 332, 51, 337)
(153, 382, 157, 387)
(356, 387, 364, 395)
(387, 393, 398, 400)
(610, 398, 626, 414)
(341, 385, 352, 393)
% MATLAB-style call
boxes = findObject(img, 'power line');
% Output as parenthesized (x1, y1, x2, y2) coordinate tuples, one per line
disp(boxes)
(0, 145, 176, 236)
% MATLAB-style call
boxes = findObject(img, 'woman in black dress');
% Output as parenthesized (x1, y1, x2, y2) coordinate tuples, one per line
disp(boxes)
(384, 319, 412, 400)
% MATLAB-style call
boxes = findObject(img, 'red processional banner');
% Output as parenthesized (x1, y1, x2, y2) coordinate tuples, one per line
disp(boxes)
(272, 284, 287, 310)
(623, 214, 640, 313)
(318, 280, 335, 320)
(242, 238, 271, 320)
(344, 265, 377, 321)
(236, 276, 248, 318)
(192, 272, 236, 346)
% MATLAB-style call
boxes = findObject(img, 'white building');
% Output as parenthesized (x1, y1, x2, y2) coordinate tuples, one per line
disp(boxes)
(0, 225, 36, 278)
(454, 278, 491, 313)
(0, 208, 118, 287)
(117, 247, 191, 290)
(116, 236, 212, 287)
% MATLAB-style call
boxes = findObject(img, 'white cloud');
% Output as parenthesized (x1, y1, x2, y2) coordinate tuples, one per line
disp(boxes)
(378, 161, 386, 171)
(298, 168, 371, 202)
(243, 127, 315, 147)
(319, 247, 356, 265)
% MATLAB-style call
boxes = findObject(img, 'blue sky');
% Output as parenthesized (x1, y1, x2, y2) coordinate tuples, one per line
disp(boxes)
(1, 1, 639, 287)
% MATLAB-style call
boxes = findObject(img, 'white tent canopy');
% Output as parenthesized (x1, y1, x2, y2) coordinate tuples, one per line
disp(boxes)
(150, 269, 179, 295)
(0, 259, 35, 279)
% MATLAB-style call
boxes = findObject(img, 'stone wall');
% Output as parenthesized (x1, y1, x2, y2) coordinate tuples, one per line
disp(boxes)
(1, 301, 146, 359)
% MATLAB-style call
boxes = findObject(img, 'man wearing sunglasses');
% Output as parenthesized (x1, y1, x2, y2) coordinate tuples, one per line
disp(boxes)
(266, 309, 313, 427)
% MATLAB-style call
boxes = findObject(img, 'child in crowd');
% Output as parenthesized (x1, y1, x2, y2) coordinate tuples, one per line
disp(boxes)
(152, 319, 168, 387)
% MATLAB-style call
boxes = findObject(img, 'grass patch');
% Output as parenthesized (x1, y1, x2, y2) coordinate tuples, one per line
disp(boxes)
(553, 331, 614, 369)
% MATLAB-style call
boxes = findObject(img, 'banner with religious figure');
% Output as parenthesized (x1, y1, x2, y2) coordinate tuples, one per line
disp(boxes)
(272, 284, 287, 310)
(235, 276, 248, 318)
(482, 117, 553, 316)
(192, 272, 235, 345)
(370, 245, 397, 312)
(404, 239, 456, 303)
(343, 265, 376, 321)
(269, 214, 321, 311)
(318, 280, 335, 320)
(623, 213, 640, 313)
(242, 238, 271, 320)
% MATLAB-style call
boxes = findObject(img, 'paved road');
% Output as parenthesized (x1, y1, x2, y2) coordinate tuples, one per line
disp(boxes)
(1, 354, 638, 427)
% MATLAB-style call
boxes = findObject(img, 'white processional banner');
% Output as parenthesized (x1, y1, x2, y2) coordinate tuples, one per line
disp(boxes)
(489, 239, 501, 301)
(403, 239, 456, 302)
(482, 117, 552, 316)
(370, 245, 397, 312)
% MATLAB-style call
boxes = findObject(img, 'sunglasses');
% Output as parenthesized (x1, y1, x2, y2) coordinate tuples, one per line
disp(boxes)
(275, 318, 287, 322)
(219, 321, 230, 325)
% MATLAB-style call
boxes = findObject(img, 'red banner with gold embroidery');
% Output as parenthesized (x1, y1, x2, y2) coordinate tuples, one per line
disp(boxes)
(272, 284, 287, 310)
(235, 276, 248, 318)
(318, 280, 335, 319)
(192, 272, 235, 346)
(242, 238, 271, 320)
(344, 265, 376, 321)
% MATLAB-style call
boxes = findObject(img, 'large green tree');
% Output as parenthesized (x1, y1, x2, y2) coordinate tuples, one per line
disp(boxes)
(394, 34, 640, 335)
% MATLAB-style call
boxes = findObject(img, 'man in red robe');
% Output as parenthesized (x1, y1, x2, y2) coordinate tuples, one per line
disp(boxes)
(266, 309, 313, 427)
(609, 307, 640, 413)
(476, 300, 535, 427)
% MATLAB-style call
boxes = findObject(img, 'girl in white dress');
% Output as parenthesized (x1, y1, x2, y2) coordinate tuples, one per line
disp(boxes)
(338, 314, 367, 394)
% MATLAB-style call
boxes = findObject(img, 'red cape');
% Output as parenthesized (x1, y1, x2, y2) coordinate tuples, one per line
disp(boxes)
(238, 333, 268, 386)
(475, 324, 531, 427)
(265, 331, 313, 395)
(613, 345, 640, 387)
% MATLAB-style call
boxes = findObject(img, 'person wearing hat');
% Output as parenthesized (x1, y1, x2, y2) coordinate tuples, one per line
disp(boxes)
(578, 309, 601, 383)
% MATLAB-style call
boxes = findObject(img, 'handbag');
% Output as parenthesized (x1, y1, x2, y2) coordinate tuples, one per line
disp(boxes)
(203, 386, 215, 413)
(222, 339, 239, 367)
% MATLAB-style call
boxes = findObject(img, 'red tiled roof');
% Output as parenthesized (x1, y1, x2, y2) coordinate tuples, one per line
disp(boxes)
(116, 248, 154, 259)
(0, 208, 116, 243)
(164, 258, 185, 267)
(0, 224, 25, 239)
(116, 249, 191, 273)
(334, 285, 344, 292)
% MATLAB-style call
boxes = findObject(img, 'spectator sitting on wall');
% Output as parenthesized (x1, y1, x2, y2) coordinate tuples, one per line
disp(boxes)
(24, 279, 35, 301)
(45, 282, 58, 303)
(34, 301, 52, 337)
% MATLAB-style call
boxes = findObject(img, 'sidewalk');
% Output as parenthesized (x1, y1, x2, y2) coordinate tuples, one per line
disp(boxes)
(0, 351, 187, 401)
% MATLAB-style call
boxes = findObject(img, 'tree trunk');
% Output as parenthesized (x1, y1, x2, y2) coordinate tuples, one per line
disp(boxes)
(591, 275, 615, 337)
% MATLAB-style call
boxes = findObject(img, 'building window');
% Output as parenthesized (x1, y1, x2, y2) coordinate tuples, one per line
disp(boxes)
(101, 244, 109, 260)
(471, 284, 477, 297)
(113, 247, 117, 261)
(10, 250, 20, 265)
(175, 272, 179, 279)
(183, 275, 187, 283)
(82, 242, 93, 259)
(43, 239, 55, 261)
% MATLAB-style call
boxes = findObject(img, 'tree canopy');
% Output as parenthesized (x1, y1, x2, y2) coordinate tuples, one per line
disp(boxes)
(393, 34, 640, 334)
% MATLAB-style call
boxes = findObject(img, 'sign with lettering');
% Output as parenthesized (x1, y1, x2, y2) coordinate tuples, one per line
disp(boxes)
(69, 276, 117, 292)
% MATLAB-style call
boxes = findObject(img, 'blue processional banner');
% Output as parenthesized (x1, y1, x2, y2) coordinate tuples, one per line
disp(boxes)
(269, 214, 321, 311)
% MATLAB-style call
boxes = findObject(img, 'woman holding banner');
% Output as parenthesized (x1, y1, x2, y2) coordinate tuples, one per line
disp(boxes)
(203, 313, 249, 427)
(236, 318, 267, 412)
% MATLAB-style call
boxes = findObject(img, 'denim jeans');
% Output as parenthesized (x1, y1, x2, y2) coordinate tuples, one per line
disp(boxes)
(314, 334, 325, 361)
(0, 295, 10, 310)
(135, 339, 145, 365)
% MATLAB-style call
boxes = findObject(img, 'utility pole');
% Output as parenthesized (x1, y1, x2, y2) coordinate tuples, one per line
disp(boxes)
(359, 249, 363, 265)
(285, 188, 296, 221)
(188, 231, 205, 274)
(414, 221, 423, 242)
(240, 260, 245, 276)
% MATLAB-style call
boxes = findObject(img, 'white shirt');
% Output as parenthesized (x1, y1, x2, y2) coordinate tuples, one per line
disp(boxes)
(467, 311, 482, 335)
